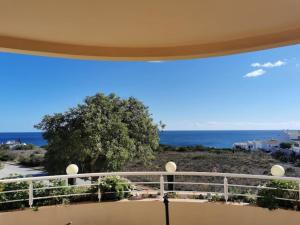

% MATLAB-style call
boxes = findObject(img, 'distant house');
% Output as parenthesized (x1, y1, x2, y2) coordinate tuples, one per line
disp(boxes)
(233, 140, 262, 151)
(283, 130, 300, 154)
(263, 139, 280, 151)
(285, 130, 300, 141)
(233, 142, 249, 150)
(6, 140, 21, 145)
(233, 139, 280, 152)
(1, 139, 27, 150)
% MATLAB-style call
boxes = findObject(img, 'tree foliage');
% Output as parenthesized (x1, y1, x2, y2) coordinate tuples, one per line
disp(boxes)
(35, 93, 159, 174)
(280, 142, 292, 149)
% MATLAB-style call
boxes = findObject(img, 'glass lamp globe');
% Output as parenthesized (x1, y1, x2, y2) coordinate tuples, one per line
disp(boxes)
(165, 161, 177, 172)
(66, 164, 79, 175)
(271, 165, 285, 177)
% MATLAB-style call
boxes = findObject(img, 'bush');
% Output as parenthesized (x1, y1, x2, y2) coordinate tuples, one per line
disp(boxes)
(295, 159, 300, 167)
(0, 175, 98, 211)
(272, 150, 289, 163)
(0, 174, 135, 211)
(0, 175, 29, 210)
(288, 152, 297, 163)
(33, 179, 73, 206)
(209, 194, 224, 202)
(0, 150, 12, 161)
(99, 176, 134, 201)
(0, 144, 10, 150)
(227, 187, 256, 204)
(280, 142, 292, 149)
(18, 153, 44, 167)
(257, 180, 300, 210)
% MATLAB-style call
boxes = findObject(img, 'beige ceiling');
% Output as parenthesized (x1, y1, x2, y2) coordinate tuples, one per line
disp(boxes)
(1, 0, 300, 60)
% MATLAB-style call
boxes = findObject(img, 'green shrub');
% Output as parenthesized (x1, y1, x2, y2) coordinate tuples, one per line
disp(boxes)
(99, 176, 134, 201)
(36, 179, 72, 206)
(0, 175, 29, 210)
(280, 142, 292, 149)
(167, 192, 178, 199)
(272, 151, 289, 163)
(228, 187, 256, 204)
(196, 194, 205, 199)
(209, 194, 224, 202)
(0, 144, 10, 150)
(0, 150, 15, 161)
(295, 159, 300, 167)
(0, 175, 96, 211)
(18, 154, 44, 167)
(257, 180, 300, 210)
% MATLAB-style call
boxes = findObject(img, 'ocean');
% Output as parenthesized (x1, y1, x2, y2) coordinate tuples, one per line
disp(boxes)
(0, 130, 289, 148)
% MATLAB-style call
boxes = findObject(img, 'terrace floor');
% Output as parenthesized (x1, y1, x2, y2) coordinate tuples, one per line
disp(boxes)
(1, 200, 300, 225)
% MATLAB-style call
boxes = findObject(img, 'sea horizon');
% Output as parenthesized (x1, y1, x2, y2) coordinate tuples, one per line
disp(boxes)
(0, 130, 290, 148)
(0, 129, 294, 134)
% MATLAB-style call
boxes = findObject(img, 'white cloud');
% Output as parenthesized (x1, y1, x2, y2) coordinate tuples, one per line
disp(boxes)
(251, 63, 261, 67)
(244, 69, 266, 78)
(167, 121, 300, 130)
(147, 61, 163, 63)
(165, 119, 300, 130)
(251, 60, 286, 68)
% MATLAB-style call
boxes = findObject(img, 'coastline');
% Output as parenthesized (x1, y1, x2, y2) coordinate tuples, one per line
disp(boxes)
(0, 130, 289, 148)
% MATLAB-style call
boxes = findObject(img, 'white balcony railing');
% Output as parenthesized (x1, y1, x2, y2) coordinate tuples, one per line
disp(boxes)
(0, 171, 300, 209)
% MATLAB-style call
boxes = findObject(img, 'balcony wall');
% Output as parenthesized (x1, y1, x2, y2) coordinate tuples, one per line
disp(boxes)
(0, 200, 300, 225)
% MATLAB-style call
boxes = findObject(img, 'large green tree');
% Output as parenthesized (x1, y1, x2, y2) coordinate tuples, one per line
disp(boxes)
(35, 93, 159, 174)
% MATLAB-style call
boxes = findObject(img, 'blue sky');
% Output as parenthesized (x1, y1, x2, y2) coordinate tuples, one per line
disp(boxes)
(1, 44, 300, 132)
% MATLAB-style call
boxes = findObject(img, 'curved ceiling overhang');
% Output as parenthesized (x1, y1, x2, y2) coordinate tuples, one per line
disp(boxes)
(1, 0, 300, 60)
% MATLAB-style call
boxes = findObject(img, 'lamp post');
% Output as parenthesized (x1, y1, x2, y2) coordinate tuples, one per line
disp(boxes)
(163, 193, 170, 225)
(163, 162, 176, 225)
(165, 161, 177, 191)
(66, 164, 79, 185)
(271, 165, 285, 177)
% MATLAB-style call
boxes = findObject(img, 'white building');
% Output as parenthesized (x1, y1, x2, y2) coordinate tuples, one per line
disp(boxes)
(233, 142, 249, 150)
(2, 140, 27, 150)
(233, 139, 280, 151)
(285, 130, 300, 141)
(262, 139, 280, 150)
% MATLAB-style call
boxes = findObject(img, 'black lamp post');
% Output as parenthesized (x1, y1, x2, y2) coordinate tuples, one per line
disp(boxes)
(163, 161, 177, 225)
(167, 175, 174, 191)
(163, 193, 170, 225)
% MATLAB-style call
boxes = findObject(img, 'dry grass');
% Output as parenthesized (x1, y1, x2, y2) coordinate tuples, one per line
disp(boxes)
(124, 149, 300, 192)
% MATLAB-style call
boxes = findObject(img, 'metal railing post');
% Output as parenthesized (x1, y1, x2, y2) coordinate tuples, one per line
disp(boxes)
(98, 176, 102, 202)
(28, 181, 33, 208)
(224, 177, 228, 203)
(160, 175, 165, 198)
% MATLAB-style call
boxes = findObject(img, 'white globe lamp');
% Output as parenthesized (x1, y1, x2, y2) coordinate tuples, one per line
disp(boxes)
(66, 164, 79, 175)
(271, 165, 285, 177)
(165, 161, 176, 191)
(165, 161, 177, 173)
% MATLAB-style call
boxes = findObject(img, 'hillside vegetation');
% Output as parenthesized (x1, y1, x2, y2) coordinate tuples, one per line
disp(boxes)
(125, 145, 300, 192)
(126, 145, 300, 176)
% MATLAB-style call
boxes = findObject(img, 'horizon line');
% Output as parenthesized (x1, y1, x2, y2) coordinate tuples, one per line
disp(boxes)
(1, 129, 299, 133)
